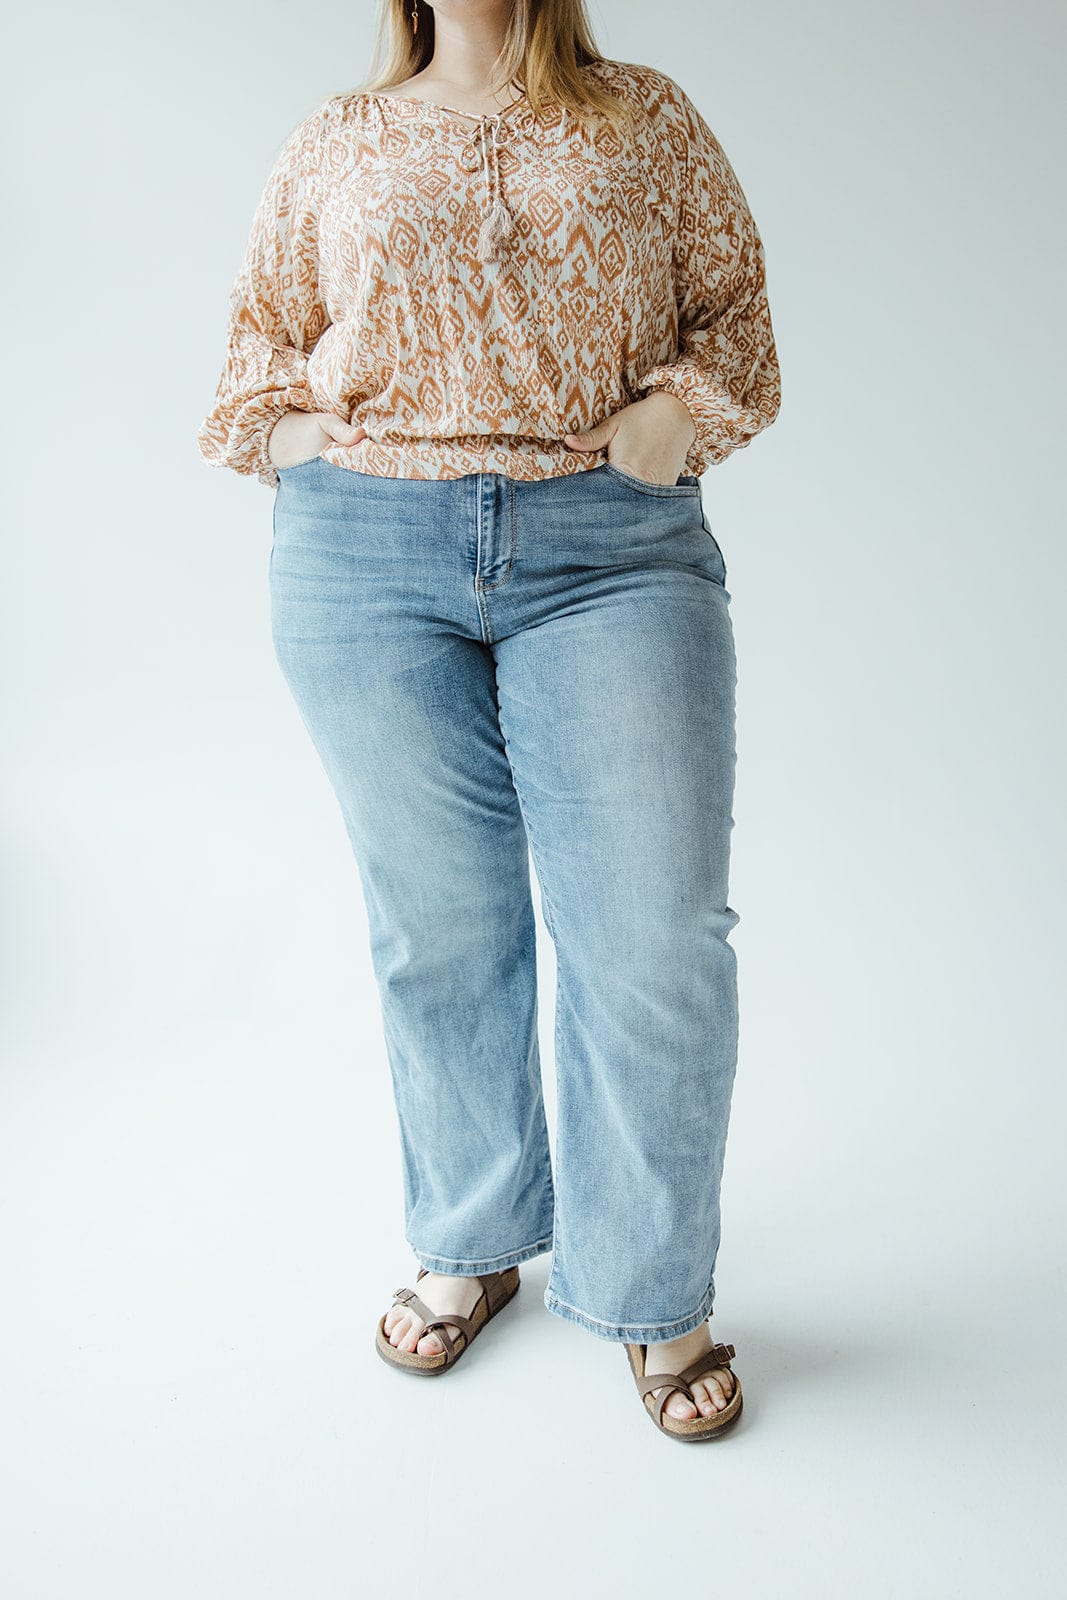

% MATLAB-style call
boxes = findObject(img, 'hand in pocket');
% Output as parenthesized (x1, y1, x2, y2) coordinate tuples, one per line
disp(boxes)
(561, 391, 697, 486)
(268, 409, 367, 469)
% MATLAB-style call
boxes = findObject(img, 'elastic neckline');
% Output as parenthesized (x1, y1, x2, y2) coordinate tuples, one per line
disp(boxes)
(365, 90, 533, 127)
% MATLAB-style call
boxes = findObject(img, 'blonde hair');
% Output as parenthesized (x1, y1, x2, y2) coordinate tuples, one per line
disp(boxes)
(337, 0, 637, 133)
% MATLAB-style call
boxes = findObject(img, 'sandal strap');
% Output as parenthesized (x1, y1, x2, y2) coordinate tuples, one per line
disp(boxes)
(638, 1371, 697, 1404)
(391, 1287, 461, 1357)
(422, 1309, 478, 1341)
(416, 1265, 508, 1319)
(413, 1264, 497, 1326)
(640, 1374, 698, 1429)
(481, 1271, 512, 1316)
(676, 1342, 736, 1387)
(630, 1340, 737, 1425)
(628, 1341, 736, 1394)
(391, 1285, 437, 1326)
(392, 1279, 491, 1358)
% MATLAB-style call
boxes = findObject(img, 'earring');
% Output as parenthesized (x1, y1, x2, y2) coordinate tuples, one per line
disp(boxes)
(411, 0, 419, 33)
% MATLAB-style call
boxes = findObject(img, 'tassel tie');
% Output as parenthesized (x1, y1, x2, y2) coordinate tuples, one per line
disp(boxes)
(471, 114, 516, 264)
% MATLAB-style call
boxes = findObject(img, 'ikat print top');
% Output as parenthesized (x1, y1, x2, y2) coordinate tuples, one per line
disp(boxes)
(195, 57, 781, 489)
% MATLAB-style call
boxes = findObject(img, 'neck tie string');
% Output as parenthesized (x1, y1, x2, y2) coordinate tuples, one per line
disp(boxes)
(476, 114, 515, 264)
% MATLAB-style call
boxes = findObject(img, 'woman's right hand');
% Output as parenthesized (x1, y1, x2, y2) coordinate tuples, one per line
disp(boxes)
(267, 409, 367, 469)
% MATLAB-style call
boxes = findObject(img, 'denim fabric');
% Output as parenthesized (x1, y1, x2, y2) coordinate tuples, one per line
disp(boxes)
(268, 456, 740, 1343)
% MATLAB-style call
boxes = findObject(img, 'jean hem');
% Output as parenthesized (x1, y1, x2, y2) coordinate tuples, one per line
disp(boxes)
(542, 1275, 717, 1343)
(408, 1231, 554, 1275)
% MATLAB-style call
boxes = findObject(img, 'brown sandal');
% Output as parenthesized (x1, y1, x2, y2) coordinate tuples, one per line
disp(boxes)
(625, 1334, 744, 1441)
(375, 1264, 521, 1376)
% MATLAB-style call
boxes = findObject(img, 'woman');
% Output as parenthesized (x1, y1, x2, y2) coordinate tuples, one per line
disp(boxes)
(196, 0, 780, 1444)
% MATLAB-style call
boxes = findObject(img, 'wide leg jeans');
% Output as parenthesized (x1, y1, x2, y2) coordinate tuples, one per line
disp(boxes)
(268, 456, 740, 1343)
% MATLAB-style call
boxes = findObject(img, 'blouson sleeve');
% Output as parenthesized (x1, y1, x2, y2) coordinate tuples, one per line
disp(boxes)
(196, 104, 331, 489)
(635, 85, 781, 474)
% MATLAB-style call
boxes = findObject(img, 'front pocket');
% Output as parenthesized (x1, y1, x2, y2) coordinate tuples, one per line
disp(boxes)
(602, 461, 701, 497)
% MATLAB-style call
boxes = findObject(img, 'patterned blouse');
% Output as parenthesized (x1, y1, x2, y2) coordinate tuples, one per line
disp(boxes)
(196, 57, 781, 489)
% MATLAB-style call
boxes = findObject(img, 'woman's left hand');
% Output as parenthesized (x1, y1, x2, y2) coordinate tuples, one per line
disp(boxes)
(562, 392, 698, 486)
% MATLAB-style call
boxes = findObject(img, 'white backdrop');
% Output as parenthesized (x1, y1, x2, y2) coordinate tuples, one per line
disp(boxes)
(3, 2, 1065, 1595)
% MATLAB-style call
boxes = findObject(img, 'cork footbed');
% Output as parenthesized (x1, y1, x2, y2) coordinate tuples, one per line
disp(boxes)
(375, 1264, 521, 1377)
(625, 1339, 744, 1441)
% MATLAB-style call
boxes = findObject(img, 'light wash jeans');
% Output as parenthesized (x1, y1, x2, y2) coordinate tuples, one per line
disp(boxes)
(268, 456, 740, 1343)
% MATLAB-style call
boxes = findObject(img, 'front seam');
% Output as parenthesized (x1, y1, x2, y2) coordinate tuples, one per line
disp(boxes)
(480, 473, 518, 591)
(473, 473, 494, 643)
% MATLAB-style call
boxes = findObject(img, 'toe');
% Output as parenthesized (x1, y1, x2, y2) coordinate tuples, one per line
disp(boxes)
(385, 1303, 415, 1340)
(662, 1387, 699, 1421)
(398, 1317, 423, 1353)
(699, 1380, 727, 1413)
(701, 1368, 734, 1410)
(387, 1311, 410, 1347)
(417, 1331, 446, 1357)
(691, 1381, 718, 1417)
